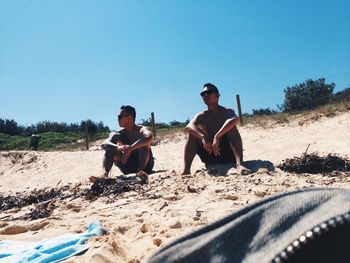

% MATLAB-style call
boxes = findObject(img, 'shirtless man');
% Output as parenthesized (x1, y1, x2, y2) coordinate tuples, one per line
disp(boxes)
(182, 83, 250, 175)
(91, 105, 154, 181)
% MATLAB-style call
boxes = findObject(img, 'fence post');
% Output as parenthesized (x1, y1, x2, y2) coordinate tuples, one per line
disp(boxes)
(236, 94, 243, 125)
(151, 112, 156, 140)
(84, 124, 89, 150)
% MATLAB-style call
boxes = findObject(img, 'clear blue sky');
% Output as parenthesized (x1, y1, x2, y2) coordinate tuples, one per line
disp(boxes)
(1, 0, 349, 129)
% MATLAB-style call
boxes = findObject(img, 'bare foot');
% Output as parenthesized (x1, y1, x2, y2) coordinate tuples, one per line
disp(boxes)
(136, 170, 148, 182)
(89, 174, 108, 183)
(136, 170, 148, 177)
(237, 165, 251, 175)
(181, 169, 191, 175)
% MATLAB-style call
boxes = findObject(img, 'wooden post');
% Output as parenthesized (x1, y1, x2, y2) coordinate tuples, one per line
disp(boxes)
(84, 124, 89, 150)
(236, 94, 243, 125)
(151, 112, 156, 140)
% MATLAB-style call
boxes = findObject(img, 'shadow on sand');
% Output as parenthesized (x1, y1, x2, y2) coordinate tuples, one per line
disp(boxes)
(202, 160, 275, 176)
(116, 169, 169, 181)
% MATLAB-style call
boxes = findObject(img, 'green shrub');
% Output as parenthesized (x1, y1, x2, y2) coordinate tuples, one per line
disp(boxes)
(282, 78, 335, 112)
(0, 133, 29, 150)
(39, 132, 83, 150)
(333, 87, 350, 103)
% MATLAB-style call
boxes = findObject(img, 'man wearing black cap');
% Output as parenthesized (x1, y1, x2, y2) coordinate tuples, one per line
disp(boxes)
(182, 83, 250, 175)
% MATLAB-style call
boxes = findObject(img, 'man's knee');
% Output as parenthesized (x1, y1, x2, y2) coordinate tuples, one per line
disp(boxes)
(226, 129, 243, 162)
(186, 133, 202, 145)
(141, 144, 151, 150)
(137, 146, 151, 158)
(226, 128, 242, 143)
(184, 134, 202, 159)
(104, 148, 120, 166)
(102, 144, 117, 152)
(104, 148, 117, 157)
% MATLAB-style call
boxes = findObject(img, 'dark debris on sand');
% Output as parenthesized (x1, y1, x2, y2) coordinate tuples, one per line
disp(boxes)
(83, 177, 146, 198)
(21, 201, 56, 220)
(0, 186, 69, 212)
(0, 177, 147, 220)
(278, 153, 350, 174)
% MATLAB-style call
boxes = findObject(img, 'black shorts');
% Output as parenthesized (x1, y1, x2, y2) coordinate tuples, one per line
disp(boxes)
(197, 135, 235, 164)
(116, 150, 154, 174)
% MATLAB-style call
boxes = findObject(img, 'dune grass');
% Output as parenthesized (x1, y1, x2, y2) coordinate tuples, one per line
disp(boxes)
(241, 100, 350, 128)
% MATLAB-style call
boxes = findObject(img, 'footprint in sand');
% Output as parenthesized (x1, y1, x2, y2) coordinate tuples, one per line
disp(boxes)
(28, 220, 50, 231)
(89, 253, 114, 262)
(0, 225, 28, 235)
(65, 203, 82, 212)
(0, 220, 50, 235)
(0, 222, 9, 228)
(88, 238, 128, 262)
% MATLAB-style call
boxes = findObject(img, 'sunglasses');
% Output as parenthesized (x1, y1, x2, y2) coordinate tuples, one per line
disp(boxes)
(200, 90, 216, 97)
(118, 114, 130, 120)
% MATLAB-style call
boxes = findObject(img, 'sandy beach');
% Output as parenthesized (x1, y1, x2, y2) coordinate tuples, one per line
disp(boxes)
(1, 111, 349, 262)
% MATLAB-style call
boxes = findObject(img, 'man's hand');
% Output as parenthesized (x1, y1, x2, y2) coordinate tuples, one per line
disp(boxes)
(202, 136, 212, 154)
(120, 145, 132, 164)
(212, 135, 221, 156)
(119, 144, 131, 152)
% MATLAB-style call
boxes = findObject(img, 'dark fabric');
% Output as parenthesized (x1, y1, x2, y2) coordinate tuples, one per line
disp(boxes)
(197, 135, 235, 164)
(148, 188, 350, 263)
(117, 150, 154, 174)
(102, 131, 154, 175)
(29, 135, 41, 150)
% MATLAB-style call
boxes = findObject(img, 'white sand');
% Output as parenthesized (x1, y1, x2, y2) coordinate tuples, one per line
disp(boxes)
(1, 111, 349, 262)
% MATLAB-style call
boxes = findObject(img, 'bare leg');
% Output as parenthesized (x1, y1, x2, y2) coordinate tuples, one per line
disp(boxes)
(226, 129, 251, 175)
(137, 146, 151, 175)
(104, 149, 121, 176)
(182, 134, 199, 175)
(89, 149, 117, 183)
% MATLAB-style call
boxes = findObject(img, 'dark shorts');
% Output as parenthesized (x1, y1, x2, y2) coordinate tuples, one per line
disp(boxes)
(197, 135, 235, 164)
(115, 150, 154, 174)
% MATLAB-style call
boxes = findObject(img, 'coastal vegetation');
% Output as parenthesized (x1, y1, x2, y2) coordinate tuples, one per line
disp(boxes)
(1, 79, 349, 151)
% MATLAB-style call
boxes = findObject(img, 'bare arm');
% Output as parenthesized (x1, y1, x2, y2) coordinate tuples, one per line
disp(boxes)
(101, 132, 124, 151)
(212, 109, 238, 156)
(214, 117, 239, 138)
(130, 126, 154, 151)
(214, 108, 238, 138)
(118, 126, 153, 164)
(185, 113, 207, 139)
(185, 113, 212, 153)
